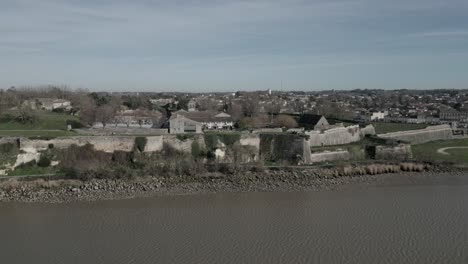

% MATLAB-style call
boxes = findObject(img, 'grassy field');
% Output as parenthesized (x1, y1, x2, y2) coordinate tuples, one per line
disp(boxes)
(6, 166, 59, 177)
(372, 122, 428, 134)
(0, 110, 79, 137)
(412, 138, 468, 165)
(0, 111, 79, 130)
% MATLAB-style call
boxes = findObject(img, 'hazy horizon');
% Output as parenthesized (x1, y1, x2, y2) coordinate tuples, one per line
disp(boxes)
(2, 0, 468, 92)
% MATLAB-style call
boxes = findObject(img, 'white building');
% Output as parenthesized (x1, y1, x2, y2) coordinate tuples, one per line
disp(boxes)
(370, 111, 387, 121)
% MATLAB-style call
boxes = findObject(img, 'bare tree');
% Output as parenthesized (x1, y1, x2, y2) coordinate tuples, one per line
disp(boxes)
(95, 105, 116, 127)
(264, 100, 282, 122)
(16, 105, 37, 124)
(242, 96, 260, 117)
(273, 115, 298, 128)
(197, 98, 219, 111)
(227, 102, 243, 121)
(77, 95, 98, 126)
(291, 100, 306, 114)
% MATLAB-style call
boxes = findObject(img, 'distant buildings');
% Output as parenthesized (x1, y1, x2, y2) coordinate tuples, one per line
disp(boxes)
(169, 114, 203, 134)
(23, 98, 72, 111)
(439, 108, 468, 121)
(171, 110, 234, 132)
(370, 111, 387, 121)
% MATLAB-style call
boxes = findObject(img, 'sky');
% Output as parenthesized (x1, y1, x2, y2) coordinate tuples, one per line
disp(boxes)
(1, 0, 468, 92)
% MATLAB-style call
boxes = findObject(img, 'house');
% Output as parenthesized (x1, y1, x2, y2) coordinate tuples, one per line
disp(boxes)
(370, 111, 387, 121)
(171, 110, 234, 130)
(23, 98, 72, 111)
(92, 109, 163, 128)
(298, 114, 329, 130)
(169, 113, 203, 134)
(439, 108, 468, 121)
(149, 98, 174, 106)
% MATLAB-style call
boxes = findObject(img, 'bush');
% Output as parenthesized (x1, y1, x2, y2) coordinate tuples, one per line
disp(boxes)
(191, 141, 205, 159)
(0, 113, 15, 122)
(66, 119, 85, 129)
(177, 134, 195, 141)
(0, 142, 17, 153)
(16, 160, 36, 169)
(37, 155, 51, 167)
(59, 144, 112, 170)
(52, 108, 65, 113)
(217, 133, 241, 147)
(62, 167, 80, 179)
(134, 137, 147, 152)
(204, 134, 218, 150)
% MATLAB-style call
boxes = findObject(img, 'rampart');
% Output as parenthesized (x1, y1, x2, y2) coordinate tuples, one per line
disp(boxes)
(306, 125, 375, 147)
(377, 125, 453, 144)
(309, 150, 350, 163)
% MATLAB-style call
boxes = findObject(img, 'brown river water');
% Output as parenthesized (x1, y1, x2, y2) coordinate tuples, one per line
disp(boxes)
(1, 174, 467, 264)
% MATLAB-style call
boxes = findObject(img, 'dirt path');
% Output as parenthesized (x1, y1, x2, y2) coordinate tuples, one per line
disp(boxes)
(436, 147, 468, 155)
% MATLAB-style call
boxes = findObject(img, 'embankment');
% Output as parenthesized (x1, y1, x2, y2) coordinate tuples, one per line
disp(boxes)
(0, 162, 457, 203)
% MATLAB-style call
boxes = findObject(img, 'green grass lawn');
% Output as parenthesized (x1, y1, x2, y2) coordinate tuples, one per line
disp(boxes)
(5, 166, 59, 177)
(412, 138, 468, 165)
(373, 122, 428, 134)
(0, 110, 80, 137)
(0, 111, 79, 130)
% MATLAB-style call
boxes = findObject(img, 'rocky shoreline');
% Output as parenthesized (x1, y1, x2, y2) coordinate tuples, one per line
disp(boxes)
(0, 163, 466, 203)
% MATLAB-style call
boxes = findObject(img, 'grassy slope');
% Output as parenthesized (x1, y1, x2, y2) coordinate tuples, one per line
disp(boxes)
(412, 138, 468, 165)
(372, 122, 428, 134)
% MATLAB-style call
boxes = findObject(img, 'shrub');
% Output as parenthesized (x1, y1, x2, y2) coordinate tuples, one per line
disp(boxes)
(0, 142, 17, 153)
(52, 108, 65, 113)
(177, 134, 195, 141)
(37, 155, 51, 167)
(217, 133, 241, 146)
(112, 151, 133, 164)
(134, 137, 147, 152)
(66, 119, 85, 129)
(62, 167, 80, 179)
(204, 134, 218, 150)
(28, 136, 57, 140)
(0, 113, 15, 122)
(191, 140, 205, 159)
(16, 160, 36, 169)
(59, 144, 112, 171)
(48, 143, 54, 149)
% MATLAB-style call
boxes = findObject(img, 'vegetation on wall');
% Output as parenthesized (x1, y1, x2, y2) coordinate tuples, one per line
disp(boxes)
(259, 134, 305, 163)
(204, 133, 241, 150)
(134, 137, 148, 152)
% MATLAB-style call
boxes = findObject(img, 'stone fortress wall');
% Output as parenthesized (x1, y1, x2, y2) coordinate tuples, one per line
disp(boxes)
(377, 125, 453, 144)
(306, 125, 375, 147)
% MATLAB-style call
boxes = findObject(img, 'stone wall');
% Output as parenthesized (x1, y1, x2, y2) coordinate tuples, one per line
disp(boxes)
(377, 125, 453, 144)
(0, 137, 18, 145)
(20, 137, 136, 153)
(252, 128, 283, 133)
(76, 128, 168, 136)
(306, 125, 375, 147)
(144, 136, 164, 152)
(259, 134, 310, 164)
(374, 144, 412, 160)
(309, 150, 350, 163)
(239, 134, 260, 149)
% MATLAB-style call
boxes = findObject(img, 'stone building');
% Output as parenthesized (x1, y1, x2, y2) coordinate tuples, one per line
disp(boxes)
(298, 114, 329, 130)
(171, 110, 234, 130)
(169, 114, 203, 134)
